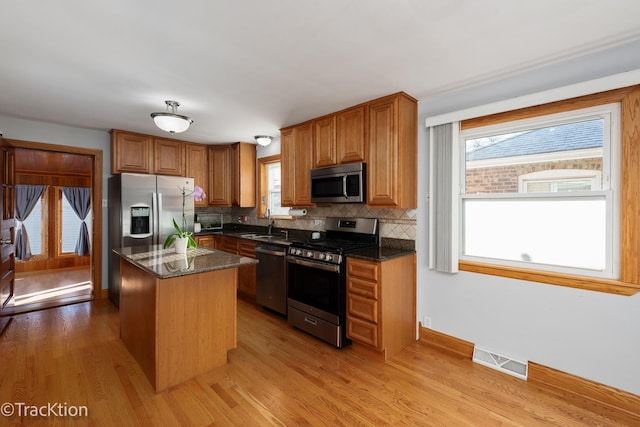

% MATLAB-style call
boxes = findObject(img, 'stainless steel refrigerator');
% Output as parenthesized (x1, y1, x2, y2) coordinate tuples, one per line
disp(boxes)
(108, 173, 195, 307)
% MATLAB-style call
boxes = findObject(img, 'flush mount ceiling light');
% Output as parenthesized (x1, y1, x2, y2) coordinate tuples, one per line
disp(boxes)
(254, 135, 273, 146)
(150, 100, 193, 134)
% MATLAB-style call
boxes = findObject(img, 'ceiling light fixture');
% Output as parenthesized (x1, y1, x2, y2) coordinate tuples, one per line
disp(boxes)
(254, 135, 273, 146)
(150, 100, 193, 134)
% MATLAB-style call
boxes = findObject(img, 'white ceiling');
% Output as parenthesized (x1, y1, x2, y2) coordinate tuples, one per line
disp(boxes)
(1, 0, 640, 144)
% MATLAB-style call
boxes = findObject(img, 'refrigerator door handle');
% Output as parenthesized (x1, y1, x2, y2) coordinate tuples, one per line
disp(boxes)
(157, 192, 163, 245)
(152, 192, 158, 245)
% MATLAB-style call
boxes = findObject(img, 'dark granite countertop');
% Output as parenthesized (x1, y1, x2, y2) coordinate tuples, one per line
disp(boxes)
(114, 245, 258, 279)
(347, 246, 416, 262)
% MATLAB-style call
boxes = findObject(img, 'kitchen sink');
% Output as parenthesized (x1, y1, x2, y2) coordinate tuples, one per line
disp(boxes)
(240, 233, 265, 239)
(239, 233, 291, 245)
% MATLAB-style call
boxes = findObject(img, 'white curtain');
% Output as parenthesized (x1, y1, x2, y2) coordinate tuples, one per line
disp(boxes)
(428, 122, 459, 273)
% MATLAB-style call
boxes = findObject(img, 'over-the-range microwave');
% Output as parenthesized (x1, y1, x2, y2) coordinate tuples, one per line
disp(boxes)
(310, 162, 366, 204)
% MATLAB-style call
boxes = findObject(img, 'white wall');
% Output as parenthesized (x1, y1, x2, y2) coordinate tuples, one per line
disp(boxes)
(415, 88, 640, 396)
(0, 115, 111, 290)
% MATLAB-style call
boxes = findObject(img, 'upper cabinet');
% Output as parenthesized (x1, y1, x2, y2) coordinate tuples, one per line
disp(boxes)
(185, 143, 208, 207)
(208, 142, 256, 207)
(111, 130, 184, 176)
(337, 105, 366, 164)
(281, 121, 314, 207)
(153, 138, 185, 176)
(313, 114, 337, 168)
(231, 142, 256, 208)
(208, 145, 232, 206)
(111, 130, 153, 174)
(312, 106, 366, 168)
(367, 93, 417, 208)
(282, 92, 417, 209)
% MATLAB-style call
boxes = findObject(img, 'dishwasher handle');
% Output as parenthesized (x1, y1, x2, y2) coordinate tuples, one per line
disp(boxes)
(255, 247, 287, 257)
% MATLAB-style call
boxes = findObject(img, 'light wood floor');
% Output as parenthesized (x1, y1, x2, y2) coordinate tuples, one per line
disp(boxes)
(8, 267, 92, 315)
(0, 298, 637, 426)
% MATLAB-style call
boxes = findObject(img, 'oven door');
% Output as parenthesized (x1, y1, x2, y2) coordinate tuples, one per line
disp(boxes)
(287, 256, 343, 323)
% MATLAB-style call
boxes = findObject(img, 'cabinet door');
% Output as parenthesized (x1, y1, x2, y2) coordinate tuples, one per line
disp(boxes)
(185, 144, 208, 207)
(367, 96, 398, 207)
(313, 114, 337, 168)
(153, 138, 184, 176)
(111, 130, 153, 174)
(337, 105, 366, 164)
(220, 236, 238, 254)
(231, 142, 256, 208)
(280, 128, 296, 207)
(294, 122, 314, 206)
(208, 146, 232, 206)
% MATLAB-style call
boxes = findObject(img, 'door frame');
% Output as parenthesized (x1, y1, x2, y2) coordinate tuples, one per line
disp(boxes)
(4, 138, 103, 294)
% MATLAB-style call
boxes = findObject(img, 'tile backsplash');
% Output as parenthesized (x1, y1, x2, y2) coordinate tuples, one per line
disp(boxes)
(196, 205, 417, 241)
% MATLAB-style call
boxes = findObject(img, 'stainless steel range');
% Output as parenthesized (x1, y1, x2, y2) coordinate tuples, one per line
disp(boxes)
(287, 217, 378, 348)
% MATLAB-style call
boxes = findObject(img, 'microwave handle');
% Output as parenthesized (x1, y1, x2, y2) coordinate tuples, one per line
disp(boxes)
(343, 175, 348, 199)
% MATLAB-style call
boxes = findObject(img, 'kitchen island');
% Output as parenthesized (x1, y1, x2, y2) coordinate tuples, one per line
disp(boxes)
(113, 245, 258, 393)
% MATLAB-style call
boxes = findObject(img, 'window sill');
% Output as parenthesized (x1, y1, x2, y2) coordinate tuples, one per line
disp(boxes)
(459, 260, 640, 296)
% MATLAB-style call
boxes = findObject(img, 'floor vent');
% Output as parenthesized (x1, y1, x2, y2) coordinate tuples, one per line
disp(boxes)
(472, 347, 528, 380)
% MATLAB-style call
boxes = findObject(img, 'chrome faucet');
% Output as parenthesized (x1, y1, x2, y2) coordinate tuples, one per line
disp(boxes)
(280, 230, 289, 240)
(265, 208, 274, 235)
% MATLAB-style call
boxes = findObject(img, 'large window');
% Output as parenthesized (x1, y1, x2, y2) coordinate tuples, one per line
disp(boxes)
(258, 155, 290, 218)
(460, 104, 619, 279)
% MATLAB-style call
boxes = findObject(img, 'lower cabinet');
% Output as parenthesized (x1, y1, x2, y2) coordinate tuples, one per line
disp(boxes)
(215, 236, 257, 301)
(346, 254, 416, 360)
(194, 234, 222, 249)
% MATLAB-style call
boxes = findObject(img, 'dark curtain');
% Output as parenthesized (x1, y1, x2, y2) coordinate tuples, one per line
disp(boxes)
(15, 184, 47, 260)
(62, 187, 91, 256)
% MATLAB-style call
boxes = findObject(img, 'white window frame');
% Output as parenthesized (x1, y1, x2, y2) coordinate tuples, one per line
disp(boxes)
(459, 103, 620, 279)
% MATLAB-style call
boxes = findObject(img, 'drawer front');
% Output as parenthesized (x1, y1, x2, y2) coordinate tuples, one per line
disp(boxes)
(347, 276, 379, 300)
(347, 258, 379, 281)
(195, 236, 215, 249)
(347, 317, 379, 348)
(238, 241, 257, 258)
(348, 294, 378, 323)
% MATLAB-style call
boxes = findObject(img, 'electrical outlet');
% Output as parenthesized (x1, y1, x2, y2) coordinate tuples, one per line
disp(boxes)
(314, 219, 322, 226)
(423, 316, 432, 329)
(102, 199, 108, 207)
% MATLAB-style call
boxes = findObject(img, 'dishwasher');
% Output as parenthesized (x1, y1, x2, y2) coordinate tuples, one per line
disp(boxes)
(255, 243, 288, 316)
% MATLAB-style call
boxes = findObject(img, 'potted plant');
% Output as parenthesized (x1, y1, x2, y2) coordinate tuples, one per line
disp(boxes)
(163, 185, 206, 253)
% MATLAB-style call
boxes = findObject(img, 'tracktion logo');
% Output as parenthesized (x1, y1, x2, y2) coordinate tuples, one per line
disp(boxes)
(2, 402, 89, 418)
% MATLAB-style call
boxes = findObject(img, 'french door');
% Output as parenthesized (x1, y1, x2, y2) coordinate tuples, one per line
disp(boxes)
(1, 135, 16, 333)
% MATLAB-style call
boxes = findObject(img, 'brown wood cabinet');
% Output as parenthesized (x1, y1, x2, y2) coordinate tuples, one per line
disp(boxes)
(346, 254, 416, 360)
(111, 130, 153, 174)
(218, 236, 257, 300)
(208, 143, 256, 207)
(313, 114, 337, 168)
(231, 142, 256, 207)
(111, 129, 188, 177)
(195, 234, 222, 249)
(367, 93, 417, 208)
(153, 138, 184, 176)
(208, 145, 232, 206)
(337, 105, 367, 164)
(281, 121, 314, 207)
(185, 143, 209, 207)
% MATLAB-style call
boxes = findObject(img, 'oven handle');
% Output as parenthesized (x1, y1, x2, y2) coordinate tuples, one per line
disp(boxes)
(287, 256, 340, 273)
